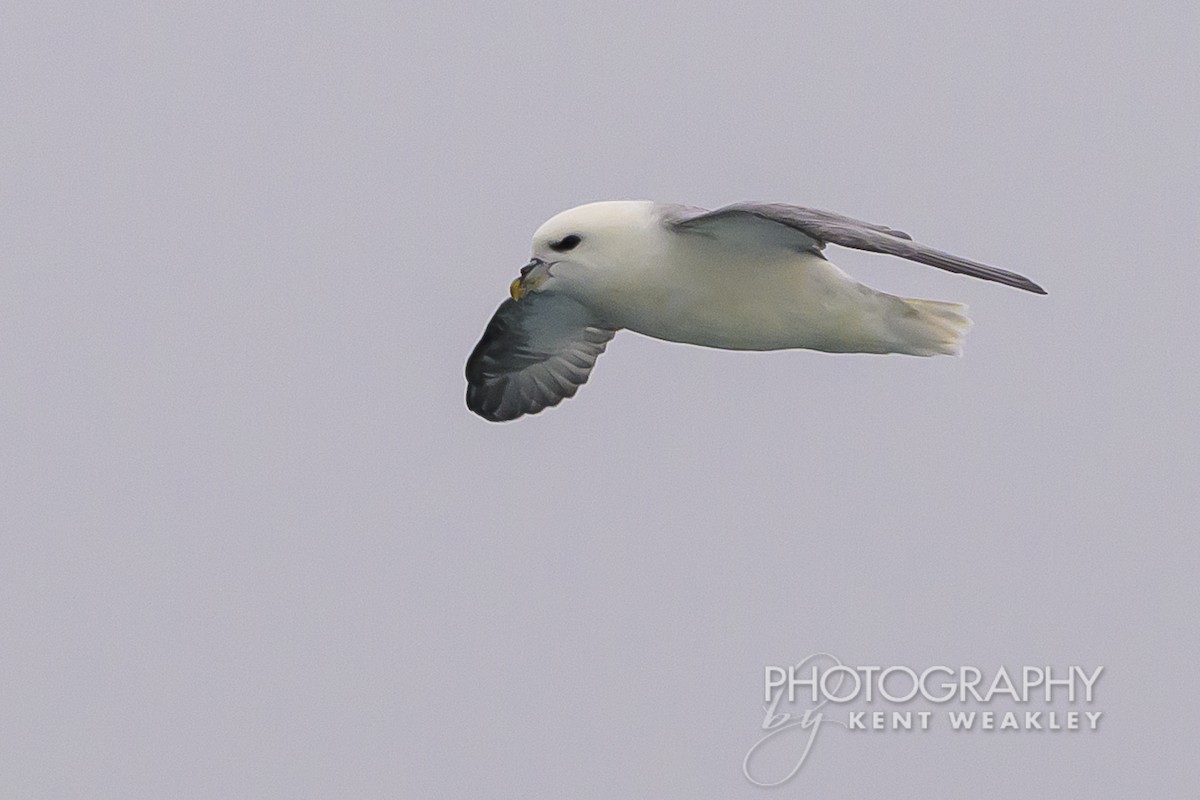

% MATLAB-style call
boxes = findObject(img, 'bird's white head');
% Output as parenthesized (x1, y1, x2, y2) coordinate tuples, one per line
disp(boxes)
(508, 200, 658, 303)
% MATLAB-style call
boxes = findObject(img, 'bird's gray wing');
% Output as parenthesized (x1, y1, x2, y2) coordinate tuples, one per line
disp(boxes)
(664, 202, 1046, 294)
(466, 293, 617, 422)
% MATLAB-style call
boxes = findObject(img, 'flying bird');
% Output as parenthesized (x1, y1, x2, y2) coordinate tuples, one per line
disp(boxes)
(465, 201, 1044, 422)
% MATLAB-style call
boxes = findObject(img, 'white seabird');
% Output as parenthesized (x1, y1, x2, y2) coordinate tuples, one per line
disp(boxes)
(466, 201, 1044, 422)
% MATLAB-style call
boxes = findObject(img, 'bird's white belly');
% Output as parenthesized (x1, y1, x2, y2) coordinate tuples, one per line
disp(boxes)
(611, 249, 888, 352)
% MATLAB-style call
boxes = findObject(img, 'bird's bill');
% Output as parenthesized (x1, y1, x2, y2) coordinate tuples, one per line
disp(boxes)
(510, 259, 552, 301)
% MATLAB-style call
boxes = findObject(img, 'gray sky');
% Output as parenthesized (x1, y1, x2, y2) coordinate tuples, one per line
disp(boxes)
(2, 2, 1197, 797)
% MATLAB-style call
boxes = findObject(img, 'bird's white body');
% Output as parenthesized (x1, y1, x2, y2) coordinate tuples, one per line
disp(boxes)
(534, 201, 968, 356)
(467, 199, 1039, 420)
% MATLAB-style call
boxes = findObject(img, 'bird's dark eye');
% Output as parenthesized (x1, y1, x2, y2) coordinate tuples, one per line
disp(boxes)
(550, 234, 581, 252)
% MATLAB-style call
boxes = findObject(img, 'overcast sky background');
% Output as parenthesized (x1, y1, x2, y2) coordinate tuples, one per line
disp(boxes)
(2, 2, 1197, 797)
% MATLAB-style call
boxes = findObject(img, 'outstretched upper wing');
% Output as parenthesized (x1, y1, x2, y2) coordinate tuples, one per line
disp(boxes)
(465, 292, 617, 422)
(664, 202, 1046, 294)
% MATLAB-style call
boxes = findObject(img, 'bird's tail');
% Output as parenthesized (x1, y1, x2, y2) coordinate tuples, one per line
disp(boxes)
(884, 296, 972, 357)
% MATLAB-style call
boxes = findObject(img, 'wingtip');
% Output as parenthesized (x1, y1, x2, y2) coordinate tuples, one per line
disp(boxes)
(1001, 273, 1047, 294)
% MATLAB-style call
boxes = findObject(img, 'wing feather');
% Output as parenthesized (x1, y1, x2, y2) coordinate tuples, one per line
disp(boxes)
(665, 202, 1046, 294)
(465, 293, 617, 422)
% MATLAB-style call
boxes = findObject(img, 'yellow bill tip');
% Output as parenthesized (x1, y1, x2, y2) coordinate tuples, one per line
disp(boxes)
(509, 278, 525, 301)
